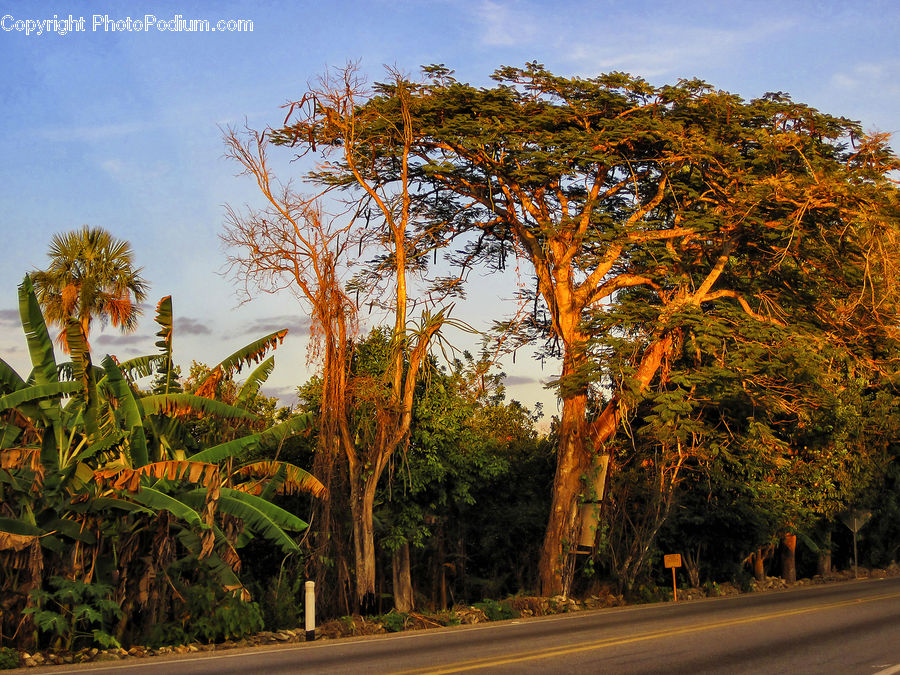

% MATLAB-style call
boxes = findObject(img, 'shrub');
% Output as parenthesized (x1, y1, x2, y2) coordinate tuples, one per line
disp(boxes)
(24, 577, 122, 651)
(0, 647, 19, 670)
(472, 599, 517, 621)
(378, 612, 408, 633)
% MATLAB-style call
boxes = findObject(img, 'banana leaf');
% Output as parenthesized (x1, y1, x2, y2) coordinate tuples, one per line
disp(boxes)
(131, 487, 205, 529)
(100, 356, 149, 467)
(0, 382, 83, 411)
(188, 413, 313, 463)
(233, 460, 325, 498)
(180, 489, 301, 553)
(0, 358, 26, 394)
(154, 296, 175, 393)
(236, 356, 275, 405)
(195, 329, 288, 397)
(140, 394, 257, 421)
(18, 276, 58, 387)
(115, 355, 167, 382)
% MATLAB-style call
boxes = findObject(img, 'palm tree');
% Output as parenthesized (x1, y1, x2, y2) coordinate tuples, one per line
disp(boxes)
(31, 226, 149, 351)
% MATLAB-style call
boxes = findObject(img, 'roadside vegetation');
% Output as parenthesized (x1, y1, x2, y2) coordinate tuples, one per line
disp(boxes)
(1, 63, 899, 668)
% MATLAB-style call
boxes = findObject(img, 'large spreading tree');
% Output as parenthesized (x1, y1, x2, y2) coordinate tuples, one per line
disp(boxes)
(401, 64, 900, 594)
(226, 62, 898, 599)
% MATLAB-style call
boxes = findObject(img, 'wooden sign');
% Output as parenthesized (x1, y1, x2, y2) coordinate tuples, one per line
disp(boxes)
(664, 554, 681, 601)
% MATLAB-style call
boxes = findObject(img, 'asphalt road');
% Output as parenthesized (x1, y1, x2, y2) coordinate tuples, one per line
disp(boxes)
(22, 576, 900, 674)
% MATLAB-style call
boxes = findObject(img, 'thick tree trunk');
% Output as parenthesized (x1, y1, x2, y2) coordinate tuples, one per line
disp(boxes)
(538, 391, 588, 596)
(752, 549, 766, 582)
(817, 529, 832, 576)
(392, 542, 414, 612)
(538, 334, 674, 596)
(349, 473, 379, 614)
(781, 533, 797, 583)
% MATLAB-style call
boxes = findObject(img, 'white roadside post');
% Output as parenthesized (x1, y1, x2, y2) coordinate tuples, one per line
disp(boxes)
(305, 581, 316, 641)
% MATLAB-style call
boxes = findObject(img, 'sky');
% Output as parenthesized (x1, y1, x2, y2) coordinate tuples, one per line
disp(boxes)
(1, 0, 898, 422)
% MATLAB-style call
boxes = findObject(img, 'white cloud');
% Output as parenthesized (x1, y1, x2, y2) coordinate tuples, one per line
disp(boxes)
(831, 61, 900, 96)
(474, 0, 537, 47)
(565, 19, 798, 79)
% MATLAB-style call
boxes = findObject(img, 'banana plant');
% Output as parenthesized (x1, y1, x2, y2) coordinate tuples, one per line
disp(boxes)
(0, 276, 322, 648)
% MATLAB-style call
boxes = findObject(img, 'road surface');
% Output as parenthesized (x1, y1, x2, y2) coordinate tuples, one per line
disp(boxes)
(22, 575, 900, 674)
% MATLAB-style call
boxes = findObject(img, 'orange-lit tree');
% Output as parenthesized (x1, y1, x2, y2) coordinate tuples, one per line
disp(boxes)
(410, 64, 900, 595)
(224, 66, 458, 612)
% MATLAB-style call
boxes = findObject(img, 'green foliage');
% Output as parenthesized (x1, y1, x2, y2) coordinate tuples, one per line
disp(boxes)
(472, 599, 517, 621)
(377, 611, 408, 632)
(433, 610, 460, 626)
(255, 572, 305, 631)
(24, 577, 122, 651)
(0, 274, 316, 649)
(143, 559, 264, 646)
(628, 582, 665, 605)
(377, 352, 552, 603)
(0, 647, 19, 670)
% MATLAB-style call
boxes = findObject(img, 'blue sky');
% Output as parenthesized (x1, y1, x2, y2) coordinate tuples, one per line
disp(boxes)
(1, 0, 898, 419)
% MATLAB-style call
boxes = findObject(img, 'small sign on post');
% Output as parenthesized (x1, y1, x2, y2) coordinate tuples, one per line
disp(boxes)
(305, 581, 316, 641)
(664, 554, 682, 601)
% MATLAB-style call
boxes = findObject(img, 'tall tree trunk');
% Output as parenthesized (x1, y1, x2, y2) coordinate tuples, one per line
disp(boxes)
(539, 390, 588, 596)
(349, 471, 379, 613)
(392, 542, 414, 612)
(751, 549, 766, 582)
(539, 334, 674, 596)
(817, 529, 832, 576)
(781, 533, 797, 583)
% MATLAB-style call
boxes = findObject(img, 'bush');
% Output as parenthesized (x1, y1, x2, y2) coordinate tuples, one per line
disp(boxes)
(0, 647, 19, 670)
(24, 577, 121, 651)
(145, 580, 263, 647)
(472, 599, 517, 621)
(378, 612, 408, 633)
